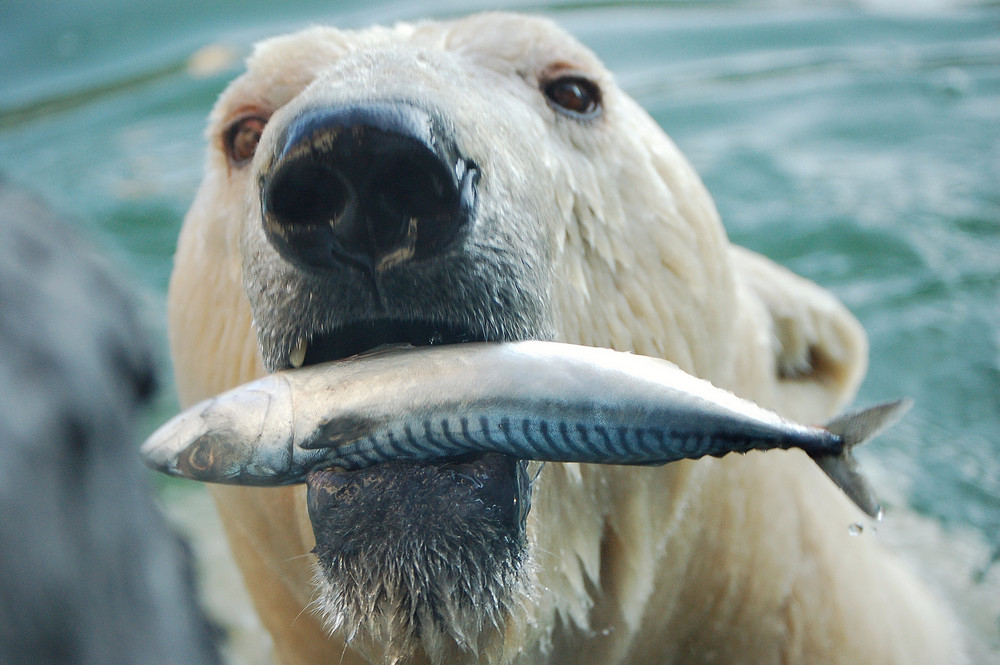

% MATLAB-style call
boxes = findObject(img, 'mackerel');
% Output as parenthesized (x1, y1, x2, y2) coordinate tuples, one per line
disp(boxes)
(141, 341, 910, 517)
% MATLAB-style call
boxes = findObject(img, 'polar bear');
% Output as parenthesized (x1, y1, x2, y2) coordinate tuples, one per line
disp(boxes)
(167, 12, 961, 665)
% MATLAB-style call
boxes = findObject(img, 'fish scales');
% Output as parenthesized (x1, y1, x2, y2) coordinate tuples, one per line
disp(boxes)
(141, 340, 911, 517)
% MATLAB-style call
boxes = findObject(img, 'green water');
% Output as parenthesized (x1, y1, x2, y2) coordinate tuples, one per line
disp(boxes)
(2, 0, 998, 660)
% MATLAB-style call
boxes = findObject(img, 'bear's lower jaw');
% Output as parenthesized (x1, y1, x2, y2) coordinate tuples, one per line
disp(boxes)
(306, 454, 531, 661)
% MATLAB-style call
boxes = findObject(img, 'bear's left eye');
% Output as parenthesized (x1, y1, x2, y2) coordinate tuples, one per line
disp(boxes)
(542, 75, 602, 119)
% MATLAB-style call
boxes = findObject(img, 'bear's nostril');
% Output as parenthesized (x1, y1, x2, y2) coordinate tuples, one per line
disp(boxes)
(264, 160, 350, 229)
(372, 154, 456, 223)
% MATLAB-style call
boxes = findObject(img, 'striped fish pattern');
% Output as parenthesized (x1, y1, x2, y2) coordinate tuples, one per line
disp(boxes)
(141, 341, 910, 517)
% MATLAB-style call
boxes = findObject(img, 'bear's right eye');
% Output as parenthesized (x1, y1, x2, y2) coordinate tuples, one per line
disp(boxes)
(542, 75, 602, 119)
(224, 115, 268, 165)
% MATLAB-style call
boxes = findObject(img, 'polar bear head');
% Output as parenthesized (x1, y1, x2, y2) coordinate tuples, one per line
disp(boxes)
(169, 12, 878, 665)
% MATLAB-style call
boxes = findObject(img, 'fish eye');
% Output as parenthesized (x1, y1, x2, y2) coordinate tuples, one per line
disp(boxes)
(542, 75, 602, 119)
(224, 114, 268, 165)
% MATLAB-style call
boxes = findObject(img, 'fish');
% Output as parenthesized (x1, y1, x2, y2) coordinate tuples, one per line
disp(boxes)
(140, 341, 911, 517)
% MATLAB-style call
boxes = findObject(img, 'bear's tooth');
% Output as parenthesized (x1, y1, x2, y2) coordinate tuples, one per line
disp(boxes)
(289, 338, 308, 368)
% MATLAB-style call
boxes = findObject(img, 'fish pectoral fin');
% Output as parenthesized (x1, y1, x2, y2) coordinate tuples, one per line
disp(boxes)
(301, 414, 382, 449)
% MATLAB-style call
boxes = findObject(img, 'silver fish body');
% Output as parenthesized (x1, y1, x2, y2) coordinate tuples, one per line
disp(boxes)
(141, 341, 909, 517)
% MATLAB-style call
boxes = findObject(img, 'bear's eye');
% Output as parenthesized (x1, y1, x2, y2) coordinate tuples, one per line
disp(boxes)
(542, 75, 602, 118)
(224, 115, 268, 165)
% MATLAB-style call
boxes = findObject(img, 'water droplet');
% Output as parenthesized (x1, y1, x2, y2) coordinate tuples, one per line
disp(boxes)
(848, 523, 864, 536)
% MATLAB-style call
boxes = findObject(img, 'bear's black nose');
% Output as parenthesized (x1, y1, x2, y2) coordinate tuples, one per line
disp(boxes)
(261, 103, 478, 273)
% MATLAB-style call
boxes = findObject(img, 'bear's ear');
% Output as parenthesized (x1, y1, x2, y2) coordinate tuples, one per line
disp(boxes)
(730, 246, 869, 417)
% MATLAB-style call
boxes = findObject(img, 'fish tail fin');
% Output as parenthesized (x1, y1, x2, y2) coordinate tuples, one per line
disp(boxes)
(813, 399, 913, 519)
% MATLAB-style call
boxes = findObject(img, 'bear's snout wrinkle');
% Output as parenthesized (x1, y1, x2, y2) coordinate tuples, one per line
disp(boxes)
(261, 102, 479, 274)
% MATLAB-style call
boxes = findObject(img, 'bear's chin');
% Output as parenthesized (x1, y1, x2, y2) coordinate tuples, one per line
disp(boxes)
(305, 454, 532, 662)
